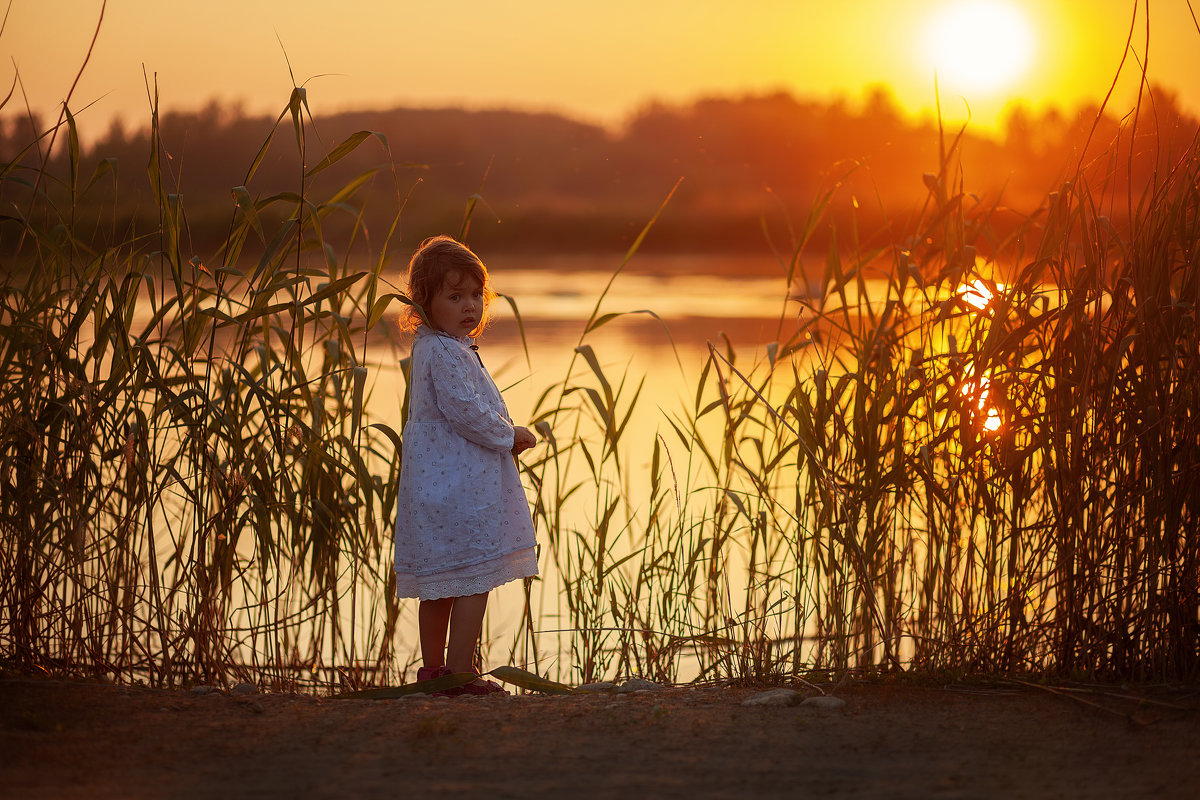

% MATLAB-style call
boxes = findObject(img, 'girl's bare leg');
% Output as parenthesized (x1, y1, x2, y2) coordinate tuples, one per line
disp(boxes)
(418, 598, 454, 667)
(445, 592, 489, 674)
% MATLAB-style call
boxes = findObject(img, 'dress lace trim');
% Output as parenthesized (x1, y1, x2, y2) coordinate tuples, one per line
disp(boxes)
(396, 546, 537, 601)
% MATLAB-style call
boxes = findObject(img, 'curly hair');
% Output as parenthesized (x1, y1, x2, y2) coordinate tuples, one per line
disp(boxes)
(400, 235, 494, 336)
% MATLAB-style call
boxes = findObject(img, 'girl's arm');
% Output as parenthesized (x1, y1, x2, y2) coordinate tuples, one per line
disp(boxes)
(426, 339, 517, 452)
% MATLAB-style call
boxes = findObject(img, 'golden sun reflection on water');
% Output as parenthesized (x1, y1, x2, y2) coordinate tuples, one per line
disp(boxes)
(959, 277, 1004, 311)
(957, 278, 1007, 434)
(961, 364, 1004, 434)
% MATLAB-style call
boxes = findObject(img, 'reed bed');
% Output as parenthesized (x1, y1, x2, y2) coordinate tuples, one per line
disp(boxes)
(3, 76, 1198, 691)
(524, 97, 1200, 685)
(1, 88, 408, 690)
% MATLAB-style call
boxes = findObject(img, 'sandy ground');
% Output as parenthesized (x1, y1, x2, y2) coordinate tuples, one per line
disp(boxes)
(2, 675, 1198, 799)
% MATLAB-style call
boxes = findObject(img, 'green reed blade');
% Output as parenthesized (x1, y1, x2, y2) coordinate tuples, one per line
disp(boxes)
(304, 131, 388, 178)
(488, 665, 576, 694)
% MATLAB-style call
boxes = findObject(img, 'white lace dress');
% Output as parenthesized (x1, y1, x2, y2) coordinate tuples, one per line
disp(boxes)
(393, 327, 539, 600)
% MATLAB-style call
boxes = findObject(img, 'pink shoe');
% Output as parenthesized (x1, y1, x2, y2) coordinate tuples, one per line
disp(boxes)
(416, 665, 451, 682)
(415, 665, 456, 696)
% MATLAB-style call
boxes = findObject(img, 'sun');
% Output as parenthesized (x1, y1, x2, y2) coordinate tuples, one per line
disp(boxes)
(923, 1, 1036, 95)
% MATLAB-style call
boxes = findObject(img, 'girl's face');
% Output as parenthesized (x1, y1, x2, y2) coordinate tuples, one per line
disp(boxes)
(428, 271, 485, 337)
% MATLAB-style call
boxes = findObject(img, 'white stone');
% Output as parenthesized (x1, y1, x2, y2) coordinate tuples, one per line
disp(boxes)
(800, 695, 846, 710)
(618, 678, 665, 693)
(575, 681, 618, 693)
(742, 688, 801, 707)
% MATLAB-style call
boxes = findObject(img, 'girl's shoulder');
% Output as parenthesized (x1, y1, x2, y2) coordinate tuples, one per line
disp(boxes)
(414, 326, 472, 349)
(413, 327, 477, 366)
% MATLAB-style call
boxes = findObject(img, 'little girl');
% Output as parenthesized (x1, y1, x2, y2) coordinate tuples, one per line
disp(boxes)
(393, 235, 539, 695)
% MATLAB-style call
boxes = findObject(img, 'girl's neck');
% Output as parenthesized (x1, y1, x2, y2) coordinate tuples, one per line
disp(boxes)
(423, 324, 473, 343)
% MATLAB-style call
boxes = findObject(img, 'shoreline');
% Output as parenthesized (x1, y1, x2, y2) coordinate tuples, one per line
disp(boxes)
(4, 675, 1197, 798)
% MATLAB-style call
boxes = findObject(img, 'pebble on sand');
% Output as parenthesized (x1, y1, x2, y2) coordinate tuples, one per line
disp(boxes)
(618, 678, 666, 693)
(742, 688, 802, 707)
(742, 690, 848, 709)
(575, 682, 618, 693)
(800, 695, 846, 710)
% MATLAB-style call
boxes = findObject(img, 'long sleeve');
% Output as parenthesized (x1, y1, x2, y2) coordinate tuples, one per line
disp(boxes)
(422, 336, 515, 452)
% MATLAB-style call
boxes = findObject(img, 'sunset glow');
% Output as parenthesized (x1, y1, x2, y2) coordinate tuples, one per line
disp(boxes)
(5, 0, 1200, 747)
(4, 1, 1199, 140)
(960, 279, 1005, 311)
(924, 1, 1036, 95)
(961, 366, 1004, 434)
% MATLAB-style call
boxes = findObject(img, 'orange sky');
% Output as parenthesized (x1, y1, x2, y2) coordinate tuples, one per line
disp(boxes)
(5, 0, 1199, 140)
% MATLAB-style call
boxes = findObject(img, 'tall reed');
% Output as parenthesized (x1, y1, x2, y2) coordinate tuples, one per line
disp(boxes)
(3, 71, 1197, 690)
(1, 85, 408, 690)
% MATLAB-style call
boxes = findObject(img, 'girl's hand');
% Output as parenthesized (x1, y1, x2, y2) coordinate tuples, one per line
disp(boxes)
(512, 426, 538, 455)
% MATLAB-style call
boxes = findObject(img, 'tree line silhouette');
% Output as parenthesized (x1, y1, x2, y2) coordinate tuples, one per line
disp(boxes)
(2, 86, 1196, 262)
